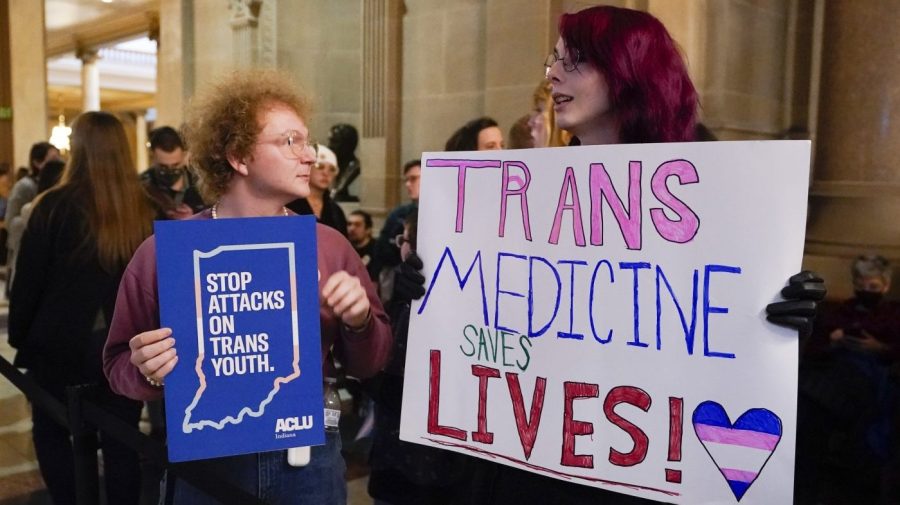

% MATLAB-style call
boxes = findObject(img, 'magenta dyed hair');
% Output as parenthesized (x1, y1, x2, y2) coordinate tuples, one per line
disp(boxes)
(559, 6, 698, 143)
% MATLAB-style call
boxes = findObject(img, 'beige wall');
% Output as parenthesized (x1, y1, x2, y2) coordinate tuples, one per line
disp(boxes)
(278, 0, 362, 142)
(9, 0, 48, 168)
(156, 0, 194, 126)
(401, 1, 489, 163)
(192, 1, 234, 94)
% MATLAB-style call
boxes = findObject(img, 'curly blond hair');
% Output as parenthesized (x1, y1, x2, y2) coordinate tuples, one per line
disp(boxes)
(185, 70, 311, 201)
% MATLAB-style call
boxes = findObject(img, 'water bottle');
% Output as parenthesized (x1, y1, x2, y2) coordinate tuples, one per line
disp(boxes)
(323, 377, 341, 433)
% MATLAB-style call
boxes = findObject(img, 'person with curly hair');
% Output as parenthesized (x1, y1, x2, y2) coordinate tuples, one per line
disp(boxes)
(103, 70, 392, 504)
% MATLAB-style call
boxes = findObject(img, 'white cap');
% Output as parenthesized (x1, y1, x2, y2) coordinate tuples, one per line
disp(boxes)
(316, 144, 338, 172)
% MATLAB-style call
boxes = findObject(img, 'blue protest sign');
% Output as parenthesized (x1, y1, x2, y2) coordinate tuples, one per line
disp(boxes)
(156, 216, 324, 462)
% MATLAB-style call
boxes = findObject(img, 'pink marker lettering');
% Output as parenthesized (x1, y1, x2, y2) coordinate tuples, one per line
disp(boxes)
(589, 161, 642, 250)
(426, 159, 502, 233)
(548, 167, 586, 246)
(499, 161, 533, 240)
(650, 159, 700, 243)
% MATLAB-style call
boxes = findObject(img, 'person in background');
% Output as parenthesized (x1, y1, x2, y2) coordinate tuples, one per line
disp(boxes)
(348, 209, 377, 281)
(368, 209, 466, 505)
(18, 159, 65, 235)
(528, 80, 571, 148)
(444, 116, 505, 151)
(0, 163, 12, 268)
(6, 142, 60, 294)
(142, 126, 205, 220)
(372, 159, 421, 302)
(14, 166, 29, 183)
(287, 144, 348, 236)
(796, 255, 899, 504)
(507, 115, 534, 149)
(103, 69, 391, 505)
(9, 112, 155, 505)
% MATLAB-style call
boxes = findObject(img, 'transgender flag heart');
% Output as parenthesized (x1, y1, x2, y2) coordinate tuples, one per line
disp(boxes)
(692, 401, 782, 501)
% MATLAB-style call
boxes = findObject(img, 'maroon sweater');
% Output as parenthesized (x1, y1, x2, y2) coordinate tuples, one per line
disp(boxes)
(103, 209, 392, 401)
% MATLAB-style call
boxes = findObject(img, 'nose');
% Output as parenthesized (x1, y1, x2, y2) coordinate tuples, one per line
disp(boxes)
(301, 147, 316, 165)
(545, 60, 562, 82)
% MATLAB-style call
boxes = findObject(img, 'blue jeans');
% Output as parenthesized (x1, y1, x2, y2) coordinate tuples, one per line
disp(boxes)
(162, 432, 346, 505)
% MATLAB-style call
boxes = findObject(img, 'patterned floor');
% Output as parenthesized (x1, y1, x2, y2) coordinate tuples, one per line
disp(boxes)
(0, 303, 372, 505)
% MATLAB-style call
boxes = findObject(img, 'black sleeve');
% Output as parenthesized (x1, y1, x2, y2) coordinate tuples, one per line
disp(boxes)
(8, 199, 55, 349)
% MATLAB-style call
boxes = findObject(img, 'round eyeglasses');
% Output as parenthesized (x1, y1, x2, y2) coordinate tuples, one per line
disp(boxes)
(544, 48, 581, 76)
(258, 130, 318, 159)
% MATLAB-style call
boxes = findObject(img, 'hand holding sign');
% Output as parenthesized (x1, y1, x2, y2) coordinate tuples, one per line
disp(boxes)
(129, 327, 179, 385)
(321, 271, 371, 329)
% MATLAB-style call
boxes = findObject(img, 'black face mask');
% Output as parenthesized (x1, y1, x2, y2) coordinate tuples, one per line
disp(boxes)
(153, 165, 184, 187)
(855, 290, 884, 310)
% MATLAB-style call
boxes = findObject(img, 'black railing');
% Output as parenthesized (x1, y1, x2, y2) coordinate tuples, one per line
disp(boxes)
(0, 355, 267, 505)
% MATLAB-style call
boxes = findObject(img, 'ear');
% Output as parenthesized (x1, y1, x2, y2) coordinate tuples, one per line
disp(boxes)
(226, 151, 250, 177)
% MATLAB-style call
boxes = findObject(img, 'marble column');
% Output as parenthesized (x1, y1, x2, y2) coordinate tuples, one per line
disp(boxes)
(804, 0, 900, 299)
(155, 0, 195, 127)
(359, 0, 403, 217)
(229, 0, 262, 68)
(134, 111, 148, 174)
(0, 0, 13, 170)
(77, 48, 101, 112)
(8, 0, 48, 169)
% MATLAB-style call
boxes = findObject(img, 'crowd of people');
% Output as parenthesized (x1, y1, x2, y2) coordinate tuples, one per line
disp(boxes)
(3, 3, 894, 505)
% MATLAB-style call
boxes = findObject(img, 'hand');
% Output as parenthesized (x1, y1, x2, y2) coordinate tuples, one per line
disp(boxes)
(766, 271, 826, 338)
(129, 328, 178, 385)
(322, 271, 371, 329)
(848, 330, 887, 353)
(393, 251, 425, 303)
(829, 328, 846, 343)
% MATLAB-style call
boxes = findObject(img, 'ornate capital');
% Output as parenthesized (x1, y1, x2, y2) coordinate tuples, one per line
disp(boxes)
(75, 46, 99, 64)
(229, 0, 263, 29)
(147, 13, 160, 44)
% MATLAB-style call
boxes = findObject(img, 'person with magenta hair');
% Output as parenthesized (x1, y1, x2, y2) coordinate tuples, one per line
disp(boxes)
(386, 5, 823, 504)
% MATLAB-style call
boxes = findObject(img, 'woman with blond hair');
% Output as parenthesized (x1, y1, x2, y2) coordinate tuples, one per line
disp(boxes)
(103, 70, 391, 504)
(10, 111, 155, 505)
(527, 80, 571, 148)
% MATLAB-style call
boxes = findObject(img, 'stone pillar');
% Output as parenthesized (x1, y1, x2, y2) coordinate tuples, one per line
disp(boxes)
(229, 0, 262, 68)
(78, 48, 101, 112)
(155, 0, 195, 126)
(359, 0, 403, 216)
(8, 0, 48, 169)
(134, 111, 148, 174)
(0, 0, 13, 171)
(804, 0, 900, 299)
(484, 0, 556, 131)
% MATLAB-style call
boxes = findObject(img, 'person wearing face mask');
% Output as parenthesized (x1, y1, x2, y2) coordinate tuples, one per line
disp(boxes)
(796, 255, 900, 503)
(141, 126, 206, 220)
(808, 255, 899, 359)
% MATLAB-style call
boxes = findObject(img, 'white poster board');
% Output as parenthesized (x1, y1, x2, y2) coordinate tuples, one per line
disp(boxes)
(400, 141, 811, 504)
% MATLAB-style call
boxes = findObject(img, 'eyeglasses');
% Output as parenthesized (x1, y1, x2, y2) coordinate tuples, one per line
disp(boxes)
(393, 234, 409, 248)
(258, 130, 318, 159)
(544, 48, 581, 76)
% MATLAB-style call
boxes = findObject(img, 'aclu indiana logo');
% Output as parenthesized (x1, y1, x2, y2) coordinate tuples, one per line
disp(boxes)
(275, 415, 314, 439)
